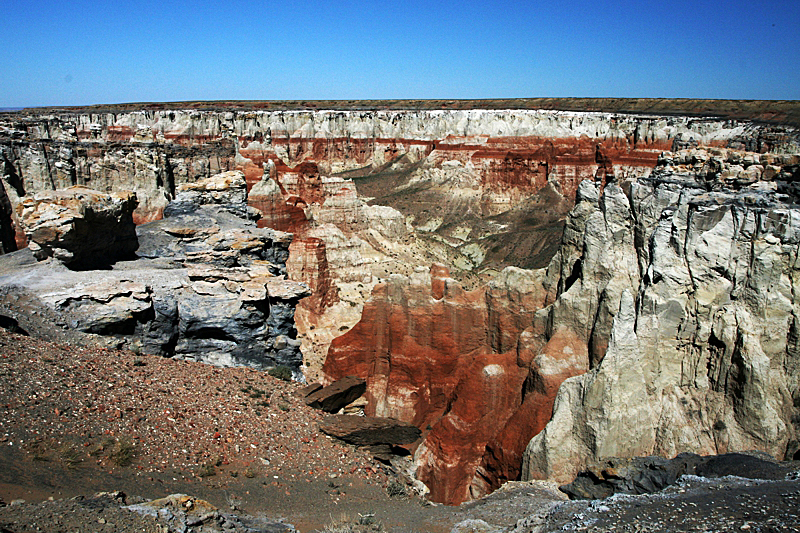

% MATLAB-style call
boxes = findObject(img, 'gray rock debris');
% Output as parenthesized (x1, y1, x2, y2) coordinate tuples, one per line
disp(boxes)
(559, 452, 791, 500)
(0, 171, 310, 372)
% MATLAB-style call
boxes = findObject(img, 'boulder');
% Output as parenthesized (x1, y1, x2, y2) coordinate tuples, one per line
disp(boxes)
(305, 376, 366, 413)
(0, 170, 310, 372)
(319, 415, 421, 447)
(695, 452, 788, 480)
(16, 186, 138, 269)
(163, 171, 256, 220)
(559, 454, 704, 500)
(296, 382, 323, 398)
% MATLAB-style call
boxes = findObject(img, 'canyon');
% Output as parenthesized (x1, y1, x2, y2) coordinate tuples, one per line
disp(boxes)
(1, 101, 799, 506)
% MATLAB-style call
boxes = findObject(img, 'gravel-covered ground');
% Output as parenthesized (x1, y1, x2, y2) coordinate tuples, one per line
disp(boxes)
(514, 474, 800, 533)
(0, 329, 456, 532)
(0, 328, 384, 482)
(2, 328, 800, 533)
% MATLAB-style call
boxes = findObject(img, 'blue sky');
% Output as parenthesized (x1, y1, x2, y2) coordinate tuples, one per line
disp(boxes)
(2, 0, 799, 107)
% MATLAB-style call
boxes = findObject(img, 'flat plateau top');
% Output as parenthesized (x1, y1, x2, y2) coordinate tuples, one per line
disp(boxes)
(10, 98, 800, 127)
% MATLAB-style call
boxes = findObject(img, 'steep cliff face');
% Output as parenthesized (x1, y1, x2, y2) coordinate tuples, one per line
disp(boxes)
(522, 149, 800, 484)
(323, 146, 800, 504)
(322, 264, 587, 504)
(3, 109, 787, 234)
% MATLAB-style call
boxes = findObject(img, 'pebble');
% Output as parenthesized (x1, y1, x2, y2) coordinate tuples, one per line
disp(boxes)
(0, 330, 382, 486)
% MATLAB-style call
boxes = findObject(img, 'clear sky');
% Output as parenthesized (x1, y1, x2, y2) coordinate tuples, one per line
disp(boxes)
(3, 0, 799, 107)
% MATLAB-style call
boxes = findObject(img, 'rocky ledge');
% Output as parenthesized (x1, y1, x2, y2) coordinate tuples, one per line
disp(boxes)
(17, 186, 139, 269)
(0, 171, 310, 371)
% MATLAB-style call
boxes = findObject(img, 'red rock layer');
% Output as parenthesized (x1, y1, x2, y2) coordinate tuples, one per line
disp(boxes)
(132, 207, 164, 226)
(285, 237, 338, 316)
(322, 266, 587, 505)
(423, 135, 672, 203)
(469, 329, 589, 499)
(414, 351, 529, 504)
(237, 135, 671, 323)
(324, 270, 490, 429)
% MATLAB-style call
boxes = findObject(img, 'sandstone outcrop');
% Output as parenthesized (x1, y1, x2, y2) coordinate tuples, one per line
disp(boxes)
(0, 171, 309, 371)
(522, 148, 800, 485)
(322, 264, 587, 504)
(16, 186, 138, 269)
(0, 178, 17, 254)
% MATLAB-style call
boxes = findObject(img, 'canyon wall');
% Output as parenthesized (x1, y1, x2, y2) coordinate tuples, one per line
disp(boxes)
(4, 110, 794, 361)
(2, 107, 799, 504)
(522, 149, 800, 484)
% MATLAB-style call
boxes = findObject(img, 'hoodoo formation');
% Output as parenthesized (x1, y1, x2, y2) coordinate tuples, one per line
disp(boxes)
(1, 101, 799, 506)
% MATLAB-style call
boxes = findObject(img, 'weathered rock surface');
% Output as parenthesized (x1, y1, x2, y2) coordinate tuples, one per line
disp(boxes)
(509, 474, 800, 533)
(319, 415, 422, 447)
(16, 186, 138, 269)
(559, 452, 792, 500)
(164, 170, 258, 221)
(0, 171, 309, 371)
(303, 375, 366, 413)
(0, 491, 295, 533)
(522, 148, 800, 485)
(4, 108, 796, 381)
(323, 264, 587, 504)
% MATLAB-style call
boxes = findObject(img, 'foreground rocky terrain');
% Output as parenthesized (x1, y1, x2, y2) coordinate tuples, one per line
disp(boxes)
(0, 329, 428, 532)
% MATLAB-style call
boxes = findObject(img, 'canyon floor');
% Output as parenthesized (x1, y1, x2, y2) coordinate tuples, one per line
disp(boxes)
(1, 327, 799, 533)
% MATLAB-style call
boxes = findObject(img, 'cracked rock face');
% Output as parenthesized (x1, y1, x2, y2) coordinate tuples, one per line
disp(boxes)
(522, 149, 800, 485)
(0, 171, 310, 372)
(16, 186, 139, 269)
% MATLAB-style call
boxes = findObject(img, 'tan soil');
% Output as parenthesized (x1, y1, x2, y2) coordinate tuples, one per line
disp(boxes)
(0, 329, 460, 532)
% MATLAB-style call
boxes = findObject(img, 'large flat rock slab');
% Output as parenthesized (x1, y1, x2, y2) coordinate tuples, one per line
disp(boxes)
(17, 186, 138, 269)
(319, 415, 421, 446)
(304, 376, 366, 413)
